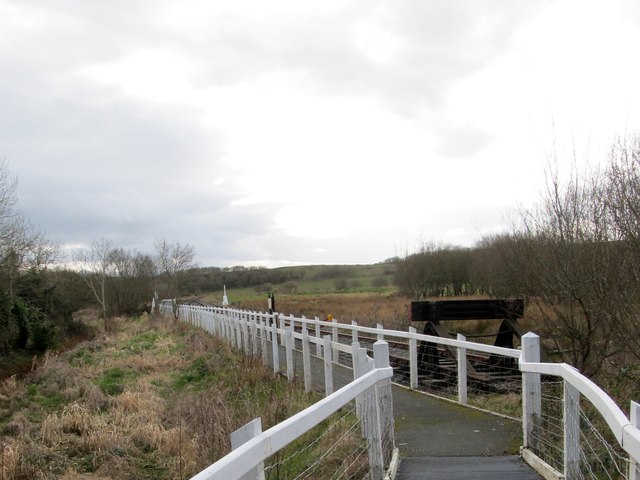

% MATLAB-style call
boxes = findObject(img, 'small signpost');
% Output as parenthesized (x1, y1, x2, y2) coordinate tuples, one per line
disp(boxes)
(267, 292, 276, 315)
(267, 292, 276, 326)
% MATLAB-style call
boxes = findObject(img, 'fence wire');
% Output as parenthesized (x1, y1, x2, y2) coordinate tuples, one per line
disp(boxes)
(173, 305, 640, 480)
(529, 378, 565, 472)
(262, 403, 370, 480)
(175, 307, 397, 480)
(526, 378, 632, 480)
(264, 403, 369, 480)
(578, 405, 631, 480)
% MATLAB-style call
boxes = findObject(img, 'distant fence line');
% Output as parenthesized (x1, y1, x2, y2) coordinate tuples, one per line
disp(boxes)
(160, 301, 396, 480)
(160, 301, 640, 480)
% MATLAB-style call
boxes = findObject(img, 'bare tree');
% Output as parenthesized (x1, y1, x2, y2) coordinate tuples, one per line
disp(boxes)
(395, 241, 474, 299)
(108, 248, 156, 315)
(0, 159, 20, 246)
(0, 160, 45, 299)
(73, 239, 115, 330)
(154, 239, 196, 319)
(511, 165, 616, 374)
(489, 143, 640, 376)
(605, 135, 640, 360)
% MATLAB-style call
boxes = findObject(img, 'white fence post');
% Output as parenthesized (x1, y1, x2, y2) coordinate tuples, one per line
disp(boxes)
(212, 308, 216, 333)
(229, 311, 235, 345)
(242, 313, 250, 353)
(230, 418, 265, 480)
(352, 320, 359, 344)
(409, 326, 418, 390)
(564, 381, 580, 479)
(260, 315, 268, 366)
(352, 343, 371, 419)
(315, 318, 321, 357)
(217, 310, 227, 342)
(302, 327, 311, 392)
(332, 318, 338, 360)
(227, 311, 233, 344)
(352, 342, 363, 415)
(353, 344, 373, 379)
(374, 340, 395, 462)
(230, 310, 235, 342)
(457, 333, 467, 405)
(323, 334, 333, 396)
(235, 312, 243, 350)
(522, 332, 541, 451)
(223, 311, 229, 342)
(630, 401, 639, 480)
(286, 325, 294, 382)
(279, 315, 286, 346)
(250, 317, 258, 356)
(271, 322, 280, 374)
(352, 342, 362, 380)
(361, 340, 391, 480)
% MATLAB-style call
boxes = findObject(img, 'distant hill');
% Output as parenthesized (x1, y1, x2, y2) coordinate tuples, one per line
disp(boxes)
(178, 262, 398, 297)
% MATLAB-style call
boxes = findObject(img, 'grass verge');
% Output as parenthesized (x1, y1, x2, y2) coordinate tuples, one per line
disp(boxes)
(0, 313, 325, 479)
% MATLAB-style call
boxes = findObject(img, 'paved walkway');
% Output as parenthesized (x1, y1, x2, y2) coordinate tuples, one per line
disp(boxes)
(392, 386, 541, 479)
(274, 342, 542, 479)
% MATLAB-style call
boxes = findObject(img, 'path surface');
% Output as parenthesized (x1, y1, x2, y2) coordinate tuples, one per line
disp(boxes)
(392, 386, 541, 479)
(276, 342, 542, 479)
(396, 456, 542, 480)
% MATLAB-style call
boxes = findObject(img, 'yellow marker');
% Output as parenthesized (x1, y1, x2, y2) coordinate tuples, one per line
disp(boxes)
(326, 314, 333, 321)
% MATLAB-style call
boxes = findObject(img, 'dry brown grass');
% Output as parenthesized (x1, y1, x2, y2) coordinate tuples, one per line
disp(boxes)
(239, 292, 411, 329)
(238, 292, 545, 345)
(1, 443, 20, 477)
(0, 376, 20, 398)
(0, 312, 322, 479)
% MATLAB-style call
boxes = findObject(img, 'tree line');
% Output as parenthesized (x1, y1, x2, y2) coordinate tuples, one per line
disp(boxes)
(5, 134, 640, 393)
(0, 160, 198, 361)
(395, 136, 640, 395)
(71, 238, 196, 328)
(178, 265, 305, 295)
(0, 160, 81, 355)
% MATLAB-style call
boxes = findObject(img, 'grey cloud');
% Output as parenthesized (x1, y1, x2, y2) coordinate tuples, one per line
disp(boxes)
(0, 68, 253, 260)
(0, 1, 554, 266)
(190, 1, 552, 114)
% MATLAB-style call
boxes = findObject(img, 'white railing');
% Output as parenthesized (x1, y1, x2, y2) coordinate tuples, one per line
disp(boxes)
(166, 303, 396, 480)
(167, 302, 640, 480)
(192, 357, 392, 480)
(520, 333, 640, 480)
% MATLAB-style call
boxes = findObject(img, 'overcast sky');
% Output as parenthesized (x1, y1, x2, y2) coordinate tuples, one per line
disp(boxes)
(2, 0, 640, 267)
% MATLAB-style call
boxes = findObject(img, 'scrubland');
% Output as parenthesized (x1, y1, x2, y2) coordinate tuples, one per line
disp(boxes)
(0, 313, 320, 479)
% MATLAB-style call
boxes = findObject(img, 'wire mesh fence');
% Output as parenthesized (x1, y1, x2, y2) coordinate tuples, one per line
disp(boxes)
(262, 403, 369, 480)
(173, 304, 640, 480)
(175, 305, 397, 480)
(255, 309, 525, 419)
(526, 376, 633, 480)
(578, 404, 631, 480)
(530, 378, 565, 472)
